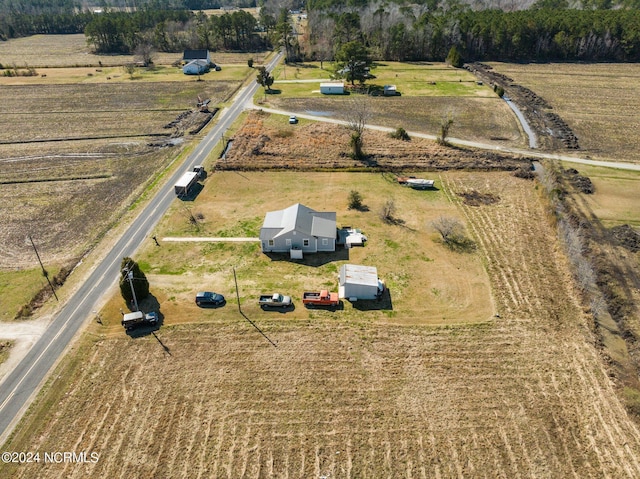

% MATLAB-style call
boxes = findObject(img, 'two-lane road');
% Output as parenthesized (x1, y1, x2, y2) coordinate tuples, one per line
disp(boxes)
(0, 52, 282, 444)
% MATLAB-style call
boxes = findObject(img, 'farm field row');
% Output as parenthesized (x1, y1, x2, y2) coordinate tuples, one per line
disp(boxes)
(489, 62, 640, 164)
(0, 34, 262, 69)
(3, 172, 640, 477)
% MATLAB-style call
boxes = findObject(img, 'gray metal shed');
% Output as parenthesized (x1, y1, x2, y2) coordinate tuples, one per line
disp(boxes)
(339, 264, 384, 300)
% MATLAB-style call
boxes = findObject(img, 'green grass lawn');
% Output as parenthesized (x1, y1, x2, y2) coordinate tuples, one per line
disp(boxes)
(0, 268, 57, 321)
(269, 61, 495, 98)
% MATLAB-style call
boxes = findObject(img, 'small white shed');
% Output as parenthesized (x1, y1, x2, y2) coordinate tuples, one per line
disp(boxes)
(339, 264, 384, 300)
(320, 82, 344, 95)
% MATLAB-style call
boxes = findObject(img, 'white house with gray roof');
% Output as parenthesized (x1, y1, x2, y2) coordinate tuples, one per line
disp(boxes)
(260, 203, 336, 257)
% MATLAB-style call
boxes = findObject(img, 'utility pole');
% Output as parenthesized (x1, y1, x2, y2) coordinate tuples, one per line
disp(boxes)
(122, 263, 139, 311)
(28, 235, 58, 301)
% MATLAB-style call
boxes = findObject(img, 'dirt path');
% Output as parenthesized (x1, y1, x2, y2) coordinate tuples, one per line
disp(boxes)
(252, 105, 640, 171)
(0, 318, 50, 381)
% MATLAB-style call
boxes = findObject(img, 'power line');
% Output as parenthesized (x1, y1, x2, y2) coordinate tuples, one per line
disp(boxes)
(28, 235, 58, 302)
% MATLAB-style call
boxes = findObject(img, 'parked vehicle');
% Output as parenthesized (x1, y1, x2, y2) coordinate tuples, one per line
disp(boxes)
(259, 293, 292, 308)
(174, 171, 199, 196)
(192, 165, 205, 178)
(289, 115, 298, 124)
(195, 291, 225, 307)
(397, 176, 435, 189)
(302, 290, 339, 307)
(121, 311, 158, 331)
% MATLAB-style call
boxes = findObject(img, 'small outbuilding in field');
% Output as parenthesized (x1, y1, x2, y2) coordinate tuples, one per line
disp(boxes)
(339, 264, 384, 300)
(320, 82, 345, 95)
(260, 203, 337, 258)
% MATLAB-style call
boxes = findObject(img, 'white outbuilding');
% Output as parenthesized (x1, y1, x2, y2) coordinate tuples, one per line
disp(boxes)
(339, 264, 384, 300)
(320, 82, 345, 95)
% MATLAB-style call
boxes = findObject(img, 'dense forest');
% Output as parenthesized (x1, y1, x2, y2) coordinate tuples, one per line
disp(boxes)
(1, 0, 640, 62)
(304, 3, 640, 62)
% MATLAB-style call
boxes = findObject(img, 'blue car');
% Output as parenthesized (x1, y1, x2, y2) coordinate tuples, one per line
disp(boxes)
(195, 291, 225, 307)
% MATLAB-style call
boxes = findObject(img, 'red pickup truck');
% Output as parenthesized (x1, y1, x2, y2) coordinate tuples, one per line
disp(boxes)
(302, 290, 339, 307)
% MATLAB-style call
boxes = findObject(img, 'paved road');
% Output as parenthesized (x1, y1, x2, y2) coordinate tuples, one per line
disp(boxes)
(0, 52, 283, 445)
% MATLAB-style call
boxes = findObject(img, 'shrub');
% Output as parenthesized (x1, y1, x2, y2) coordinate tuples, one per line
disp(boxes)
(390, 127, 410, 141)
(494, 85, 505, 97)
(348, 190, 364, 210)
(247, 58, 254, 68)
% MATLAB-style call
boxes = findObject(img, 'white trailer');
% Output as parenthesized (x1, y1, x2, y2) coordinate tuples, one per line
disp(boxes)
(320, 82, 345, 95)
(174, 171, 199, 196)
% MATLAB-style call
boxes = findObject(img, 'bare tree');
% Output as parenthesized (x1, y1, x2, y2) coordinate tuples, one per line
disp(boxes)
(123, 63, 137, 79)
(438, 110, 455, 145)
(432, 216, 464, 244)
(380, 199, 397, 223)
(134, 42, 157, 67)
(344, 96, 371, 160)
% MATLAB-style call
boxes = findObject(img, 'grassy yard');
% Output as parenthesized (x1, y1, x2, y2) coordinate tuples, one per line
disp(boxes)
(96, 171, 493, 329)
(270, 61, 495, 98)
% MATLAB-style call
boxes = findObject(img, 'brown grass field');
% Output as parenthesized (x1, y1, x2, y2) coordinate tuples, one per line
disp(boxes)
(0, 79, 239, 274)
(3, 35, 640, 477)
(0, 34, 263, 68)
(488, 62, 640, 164)
(3, 171, 640, 477)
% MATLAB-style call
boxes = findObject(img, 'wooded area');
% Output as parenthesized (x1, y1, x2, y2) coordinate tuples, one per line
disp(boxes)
(1, 0, 640, 62)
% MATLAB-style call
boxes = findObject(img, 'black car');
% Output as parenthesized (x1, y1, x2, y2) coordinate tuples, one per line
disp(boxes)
(195, 291, 225, 307)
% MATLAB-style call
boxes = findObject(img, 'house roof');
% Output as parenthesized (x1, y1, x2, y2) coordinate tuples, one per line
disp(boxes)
(184, 59, 209, 68)
(340, 264, 379, 287)
(261, 203, 336, 239)
(183, 50, 210, 61)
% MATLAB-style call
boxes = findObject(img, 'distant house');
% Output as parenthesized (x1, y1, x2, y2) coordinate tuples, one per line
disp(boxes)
(183, 50, 211, 65)
(260, 203, 337, 257)
(320, 82, 344, 95)
(183, 59, 210, 75)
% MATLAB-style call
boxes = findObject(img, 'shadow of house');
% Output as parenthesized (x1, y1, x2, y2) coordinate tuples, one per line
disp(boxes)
(264, 248, 348, 267)
(350, 288, 393, 311)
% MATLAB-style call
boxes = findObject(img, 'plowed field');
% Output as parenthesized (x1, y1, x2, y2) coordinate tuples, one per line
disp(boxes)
(3, 172, 640, 478)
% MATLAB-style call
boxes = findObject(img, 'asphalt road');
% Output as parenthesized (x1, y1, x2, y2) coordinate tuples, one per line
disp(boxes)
(0, 52, 283, 445)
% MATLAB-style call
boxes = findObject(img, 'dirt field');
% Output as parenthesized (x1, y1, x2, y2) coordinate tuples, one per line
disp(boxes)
(0, 80, 238, 272)
(488, 62, 640, 163)
(219, 110, 529, 171)
(3, 172, 640, 478)
(0, 34, 263, 68)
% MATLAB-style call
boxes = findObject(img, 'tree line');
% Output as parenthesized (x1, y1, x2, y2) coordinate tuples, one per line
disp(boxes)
(305, 3, 640, 63)
(3, 0, 640, 62)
